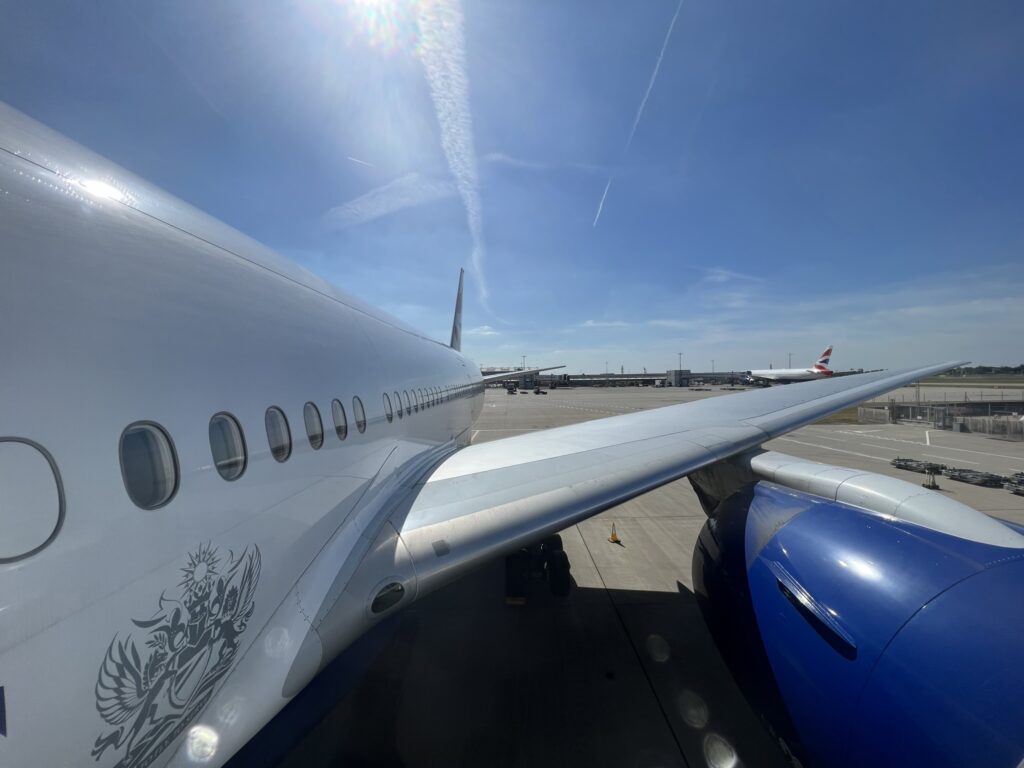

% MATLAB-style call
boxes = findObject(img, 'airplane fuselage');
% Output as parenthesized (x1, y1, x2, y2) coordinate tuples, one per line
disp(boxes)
(746, 367, 834, 384)
(0, 103, 483, 766)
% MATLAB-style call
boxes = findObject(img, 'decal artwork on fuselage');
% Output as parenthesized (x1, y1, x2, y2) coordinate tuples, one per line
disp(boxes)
(91, 543, 261, 768)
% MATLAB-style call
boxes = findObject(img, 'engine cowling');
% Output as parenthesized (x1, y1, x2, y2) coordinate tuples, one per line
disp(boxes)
(693, 480, 1024, 767)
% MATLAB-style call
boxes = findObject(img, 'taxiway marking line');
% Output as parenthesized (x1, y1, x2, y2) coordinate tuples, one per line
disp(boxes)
(923, 453, 979, 466)
(472, 428, 538, 432)
(812, 428, 1024, 463)
(776, 438, 890, 462)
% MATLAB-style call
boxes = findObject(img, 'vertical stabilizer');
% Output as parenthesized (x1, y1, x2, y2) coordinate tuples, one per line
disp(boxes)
(814, 345, 834, 372)
(450, 268, 464, 351)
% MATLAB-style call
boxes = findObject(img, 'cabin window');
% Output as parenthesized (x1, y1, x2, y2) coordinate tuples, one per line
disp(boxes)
(403, 390, 412, 415)
(304, 402, 324, 450)
(265, 406, 292, 462)
(383, 392, 394, 423)
(353, 396, 367, 433)
(394, 391, 403, 419)
(209, 412, 246, 481)
(332, 398, 348, 440)
(120, 422, 179, 509)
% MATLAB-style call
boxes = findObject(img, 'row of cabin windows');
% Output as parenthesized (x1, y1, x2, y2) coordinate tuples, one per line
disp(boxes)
(119, 381, 485, 510)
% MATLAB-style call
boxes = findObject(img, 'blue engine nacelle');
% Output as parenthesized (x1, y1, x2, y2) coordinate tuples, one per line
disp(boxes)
(693, 481, 1024, 767)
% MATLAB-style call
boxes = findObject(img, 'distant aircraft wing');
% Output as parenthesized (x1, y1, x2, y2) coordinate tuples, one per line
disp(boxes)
(481, 365, 565, 383)
(395, 362, 963, 593)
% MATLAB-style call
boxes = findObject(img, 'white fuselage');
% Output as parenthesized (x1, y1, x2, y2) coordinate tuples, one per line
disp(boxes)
(0, 103, 483, 767)
(746, 367, 832, 384)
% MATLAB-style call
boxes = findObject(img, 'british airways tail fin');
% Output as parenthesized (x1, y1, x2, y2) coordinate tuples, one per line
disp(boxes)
(450, 268, 464, 351)
(814, 345, 833, 372)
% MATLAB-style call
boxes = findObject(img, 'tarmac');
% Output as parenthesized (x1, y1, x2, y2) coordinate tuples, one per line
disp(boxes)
(266, 386, 1024, 768)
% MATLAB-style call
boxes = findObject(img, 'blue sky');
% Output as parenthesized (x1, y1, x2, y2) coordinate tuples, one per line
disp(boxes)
(2, 1, 1022, 372)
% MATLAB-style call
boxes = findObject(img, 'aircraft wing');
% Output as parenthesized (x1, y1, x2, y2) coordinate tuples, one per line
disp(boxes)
(395, 362, 963, 593)
(481, 365, 565, 383)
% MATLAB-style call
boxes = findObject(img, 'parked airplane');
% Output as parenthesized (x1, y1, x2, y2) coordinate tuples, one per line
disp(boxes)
(2, 103, 1022, 768)
(747, 345, 834, 385)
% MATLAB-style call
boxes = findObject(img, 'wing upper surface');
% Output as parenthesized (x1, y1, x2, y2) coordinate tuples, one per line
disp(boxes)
(427, 362, 962, 483)
(396, 362, 964, 592)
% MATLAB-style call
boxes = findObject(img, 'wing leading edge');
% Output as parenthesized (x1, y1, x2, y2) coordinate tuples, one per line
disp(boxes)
(395, 362, 965, 595)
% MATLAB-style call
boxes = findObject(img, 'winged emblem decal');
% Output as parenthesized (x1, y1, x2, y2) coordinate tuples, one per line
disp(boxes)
(91, 543, 261, 767)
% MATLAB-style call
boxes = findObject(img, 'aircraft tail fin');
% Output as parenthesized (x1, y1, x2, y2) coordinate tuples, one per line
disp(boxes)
(450, 268, 464, 351)
(814, 345, 833, 372)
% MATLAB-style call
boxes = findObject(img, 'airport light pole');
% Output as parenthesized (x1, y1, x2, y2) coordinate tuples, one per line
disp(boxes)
(788, 352, 793, 368)
(677, 351, 682, 371)
(522, 355, 526, 371)
(711, 359, 715, 374)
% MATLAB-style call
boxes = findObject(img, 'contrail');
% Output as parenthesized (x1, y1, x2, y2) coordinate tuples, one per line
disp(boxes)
(322, 173, 456, 230)
(416, 0, 489, 305)
(626, 0, 685, 150)
(346, 155, 374, 168)
(594, 0, 684, 227)
(592, 177, 613, 227)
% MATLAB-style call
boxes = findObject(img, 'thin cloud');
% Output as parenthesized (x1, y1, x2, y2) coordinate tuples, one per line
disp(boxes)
(483, 152, 547, 171)
(483, 152, 606, 175)
(346, 155, 374, 168)
(701, 268, 762, 284)
(321, 172, 456, 229)
(648, 319, 700, 329)
(581, 319, 630, 328)
(466, 324, 499, 336)
(416, 0, 489, 304)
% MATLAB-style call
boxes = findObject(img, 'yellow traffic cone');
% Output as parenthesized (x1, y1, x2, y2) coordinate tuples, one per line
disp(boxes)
(608, 523, 621, 544)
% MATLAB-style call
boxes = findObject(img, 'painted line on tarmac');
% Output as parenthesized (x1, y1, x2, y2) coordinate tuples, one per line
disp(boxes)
(923, 453, 979, 466)
(814, 427, 1024, 463)
(854, 442, 906, 453)
(916, 442, 1024, 463)
(775, 438, 890, 462)
(798, 431, 906, 454)
(809, 427, 926, 447)
(472, 428, 538, 432)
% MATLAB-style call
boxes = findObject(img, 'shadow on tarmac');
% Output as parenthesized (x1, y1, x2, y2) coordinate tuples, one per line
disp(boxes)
(229, 556, 791, 768)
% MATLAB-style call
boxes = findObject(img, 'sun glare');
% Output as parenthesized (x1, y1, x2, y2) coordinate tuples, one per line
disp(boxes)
(344, 0, 420, 54)
(78, 178, 125, 202)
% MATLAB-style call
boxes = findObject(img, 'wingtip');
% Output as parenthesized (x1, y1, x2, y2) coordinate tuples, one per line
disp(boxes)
(450, 269, 465, 352)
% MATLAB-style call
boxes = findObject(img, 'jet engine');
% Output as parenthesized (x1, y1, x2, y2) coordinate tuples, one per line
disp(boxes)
(689, 451, 1024, 767)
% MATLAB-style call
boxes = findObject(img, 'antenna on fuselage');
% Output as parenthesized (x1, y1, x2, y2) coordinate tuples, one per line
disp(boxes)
(450, 268, 464, 351)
